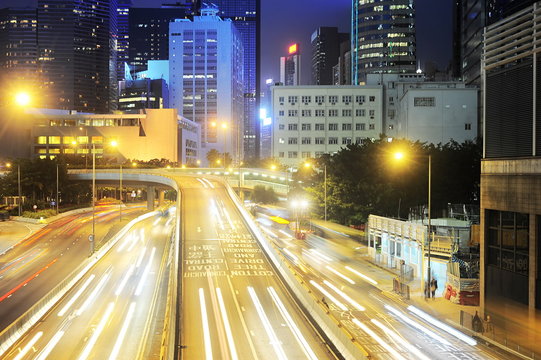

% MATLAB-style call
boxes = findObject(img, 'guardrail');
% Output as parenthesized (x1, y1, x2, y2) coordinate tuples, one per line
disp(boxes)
(0, 211, 158, 357)
(222, 179, 368, 360)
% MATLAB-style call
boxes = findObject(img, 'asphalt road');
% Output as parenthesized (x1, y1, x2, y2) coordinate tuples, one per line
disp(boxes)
(2, 207, 175, 360)
(256, 217, 521, 360)
(0, 204, 146, 330)
(179, 176, 335, 360)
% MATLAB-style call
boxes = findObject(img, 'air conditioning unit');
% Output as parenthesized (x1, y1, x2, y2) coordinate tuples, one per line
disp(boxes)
(318, 102, 322, 105)
(345, 102, 349, 105)
(304, 102, 309, 105)
(280, 102, 284, 105)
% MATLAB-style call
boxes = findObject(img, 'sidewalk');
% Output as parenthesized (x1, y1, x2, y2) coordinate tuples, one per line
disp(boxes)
(0, 220, 45, 254)
(309, 219, 535, 359)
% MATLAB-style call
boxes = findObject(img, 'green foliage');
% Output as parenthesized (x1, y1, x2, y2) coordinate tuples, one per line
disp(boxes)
(22, 209, 57, 219)
(251, 185, 278, 204)
(303, 138, 481, 226)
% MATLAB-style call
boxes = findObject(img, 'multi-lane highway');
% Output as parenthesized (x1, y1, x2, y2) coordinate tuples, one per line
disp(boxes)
(2, 208, 175, 360)
(0, 204, 146, 330)
(255, 215, 520, 360)
(179, 176, 336, 359)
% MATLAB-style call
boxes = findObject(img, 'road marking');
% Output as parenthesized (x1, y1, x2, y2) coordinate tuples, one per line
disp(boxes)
(135, 247, 156, 296)
(247, 286, 287, 360)
(323, 280, 365, 311)
(114, 264, 134, 296)
(371, 318, 431, 360)
(345, 265, 378, 285)
(267, 287, 319, 360)
(76, 270, 111, 316)
(352, 318, 407, 360)
(199, 288, 213, 360)
(309, 280, 348, 311)
(36, 330, 64, 360)
(326, 265, 355, 284)
(14, 331, 43, 360)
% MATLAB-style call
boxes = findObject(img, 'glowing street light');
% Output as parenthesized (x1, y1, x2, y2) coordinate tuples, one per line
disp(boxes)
(14, 92, 30, 107)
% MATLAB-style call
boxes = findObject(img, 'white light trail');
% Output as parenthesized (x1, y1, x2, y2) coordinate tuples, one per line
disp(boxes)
(78, 302, 115, 360)
(210, 199, 224, 230)
(371, 319, 431, 360)
(352, 318, 407, 360)
(76, 272, 110, 316)
(267, 287, 318, 360)
(282, 248, 299, 264)
(58, 274, 96, 317)
(323, 280, 365, 311)
(278, 230, 294, 239)
(115, 264, 135, 296)
(117, 233, 134, 252)
(309, 280, 348, 311)
(199, 288, 213, 360)
(302, 249, 323, 264)
(215, 288, 238, 360)
(14, 332, 43, 360)
(326, 266, 355, 284)
(196, 178, 209, 188)
(135, 247, 147, 268)
(407, 305, 477, 346)
(109, 302, 136, 360)
(247, 287, 287, 360)
(260, 226, 278, 238)
(384, 305, 451, 345)
(36, 331, 64, 360)
(201, 178, 215, 189)
(221, 206, 236, 230)
(135, 247, 156, 296)
(345, 266, 378, 285)
(309, 249, 332, 262)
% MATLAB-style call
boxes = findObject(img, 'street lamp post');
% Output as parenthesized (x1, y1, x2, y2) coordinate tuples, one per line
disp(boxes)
(119, 164, 123, 222)
(427, 154, 432, 299)
(17, 164, 21, 217)
(90, 142, 96, 255)
(56, 164, 59, 215)
(324, 165, 327, 222)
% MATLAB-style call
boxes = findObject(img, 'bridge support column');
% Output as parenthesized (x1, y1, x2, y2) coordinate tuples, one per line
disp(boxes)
(158, 189, 165, 206)
(147, 186, 155, 210)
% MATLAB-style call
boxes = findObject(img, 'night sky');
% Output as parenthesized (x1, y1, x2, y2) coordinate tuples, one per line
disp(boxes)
(1, 0, 453, 85)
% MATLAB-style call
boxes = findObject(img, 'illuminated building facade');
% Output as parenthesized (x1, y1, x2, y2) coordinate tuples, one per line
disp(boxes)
(169, 6, 244, 164)
(37, 0, 118, 113)
(0, 7, 38, 99)
(116, 0, 133, 81)
(118, 78, 168, 112)
(352, 0, 416, 84)
(280, 44, 301, 86)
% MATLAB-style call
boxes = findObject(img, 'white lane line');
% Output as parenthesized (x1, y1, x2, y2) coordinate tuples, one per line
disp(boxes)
(135, 247, 156, 296)
(78, 302, 115, 360)
(35, 330, 64, 360)
(352, 318, 407, 360)
(216, 288, 238, 360)
(322, 280, 365, 311)
(14, 332, 43, 360)
(199, 288, 213, 360)
(407, 305, 477, 346)
(309, 280, 348, 311)
(222, 206, 236, 230)
(115, 264, 135, 296)
(76, 271, 111, 316)
(58, 274, 96, 317)
(247, 287, 287, 360)
(384, 305, 451, 346)
(371, 319, 431, 360)
(345, 265, 378, 285)
(109, 302, 136, 360)
(309, 249, 332, 262)
(326, 265, 355, 284)
(267, 287, 319, 360)
(135, 247, 147, 268)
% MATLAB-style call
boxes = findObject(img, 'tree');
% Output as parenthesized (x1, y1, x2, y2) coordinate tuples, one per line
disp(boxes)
(251, 185, 278, 204)
(206, 149, 221, 167)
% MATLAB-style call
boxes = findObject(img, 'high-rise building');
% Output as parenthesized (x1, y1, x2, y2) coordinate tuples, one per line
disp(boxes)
(351, 0, 416, 85)
(0, 7, 38, 101)
(280, 44, 301, 86)
(311, 27, 349, 85)
(116, 0, 133, 81)
(37, 0, 118, 113)
(193, 0, 261, 159)
(481, 2, 541, 353)
(333, 40, 352, 85)
(169, 6, 244, 164)
(128, 5, 190, 73)
(118, 78, 168, 112)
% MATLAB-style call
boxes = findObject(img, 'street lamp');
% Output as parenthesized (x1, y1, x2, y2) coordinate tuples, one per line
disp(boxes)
(394, 151, 432, 298)
(14, 92, 30, 107)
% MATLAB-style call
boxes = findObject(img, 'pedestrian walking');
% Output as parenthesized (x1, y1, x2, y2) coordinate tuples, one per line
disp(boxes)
(430, 278, 438, 299)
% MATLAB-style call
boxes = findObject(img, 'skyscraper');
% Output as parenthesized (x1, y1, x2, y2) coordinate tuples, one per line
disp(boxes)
(351, 0, 416, 84)
(169, 6, 244, 163)
(194, 0, 261, 159)
(128, 5, 190, 73)
(37, 0, 118, 113)
(280, 44, 301, 86)
(116, 0, 133, 81)
(0, 7, 38, 101)
(311, 27, 349, 85)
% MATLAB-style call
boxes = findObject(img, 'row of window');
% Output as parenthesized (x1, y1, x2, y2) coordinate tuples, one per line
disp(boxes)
(35, 136, 105, 145)
(279, 123, 375, 131)
(278, 95, 376, 104)
(277, 146, 365, 159)
(279, 137, 369, 145)
(279, 109, 376, 117)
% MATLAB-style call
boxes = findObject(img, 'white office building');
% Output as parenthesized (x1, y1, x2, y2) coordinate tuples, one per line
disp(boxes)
(366, 73, 478, 144)
(169, 6, 244, 164)
(271, 85, 383, 167)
